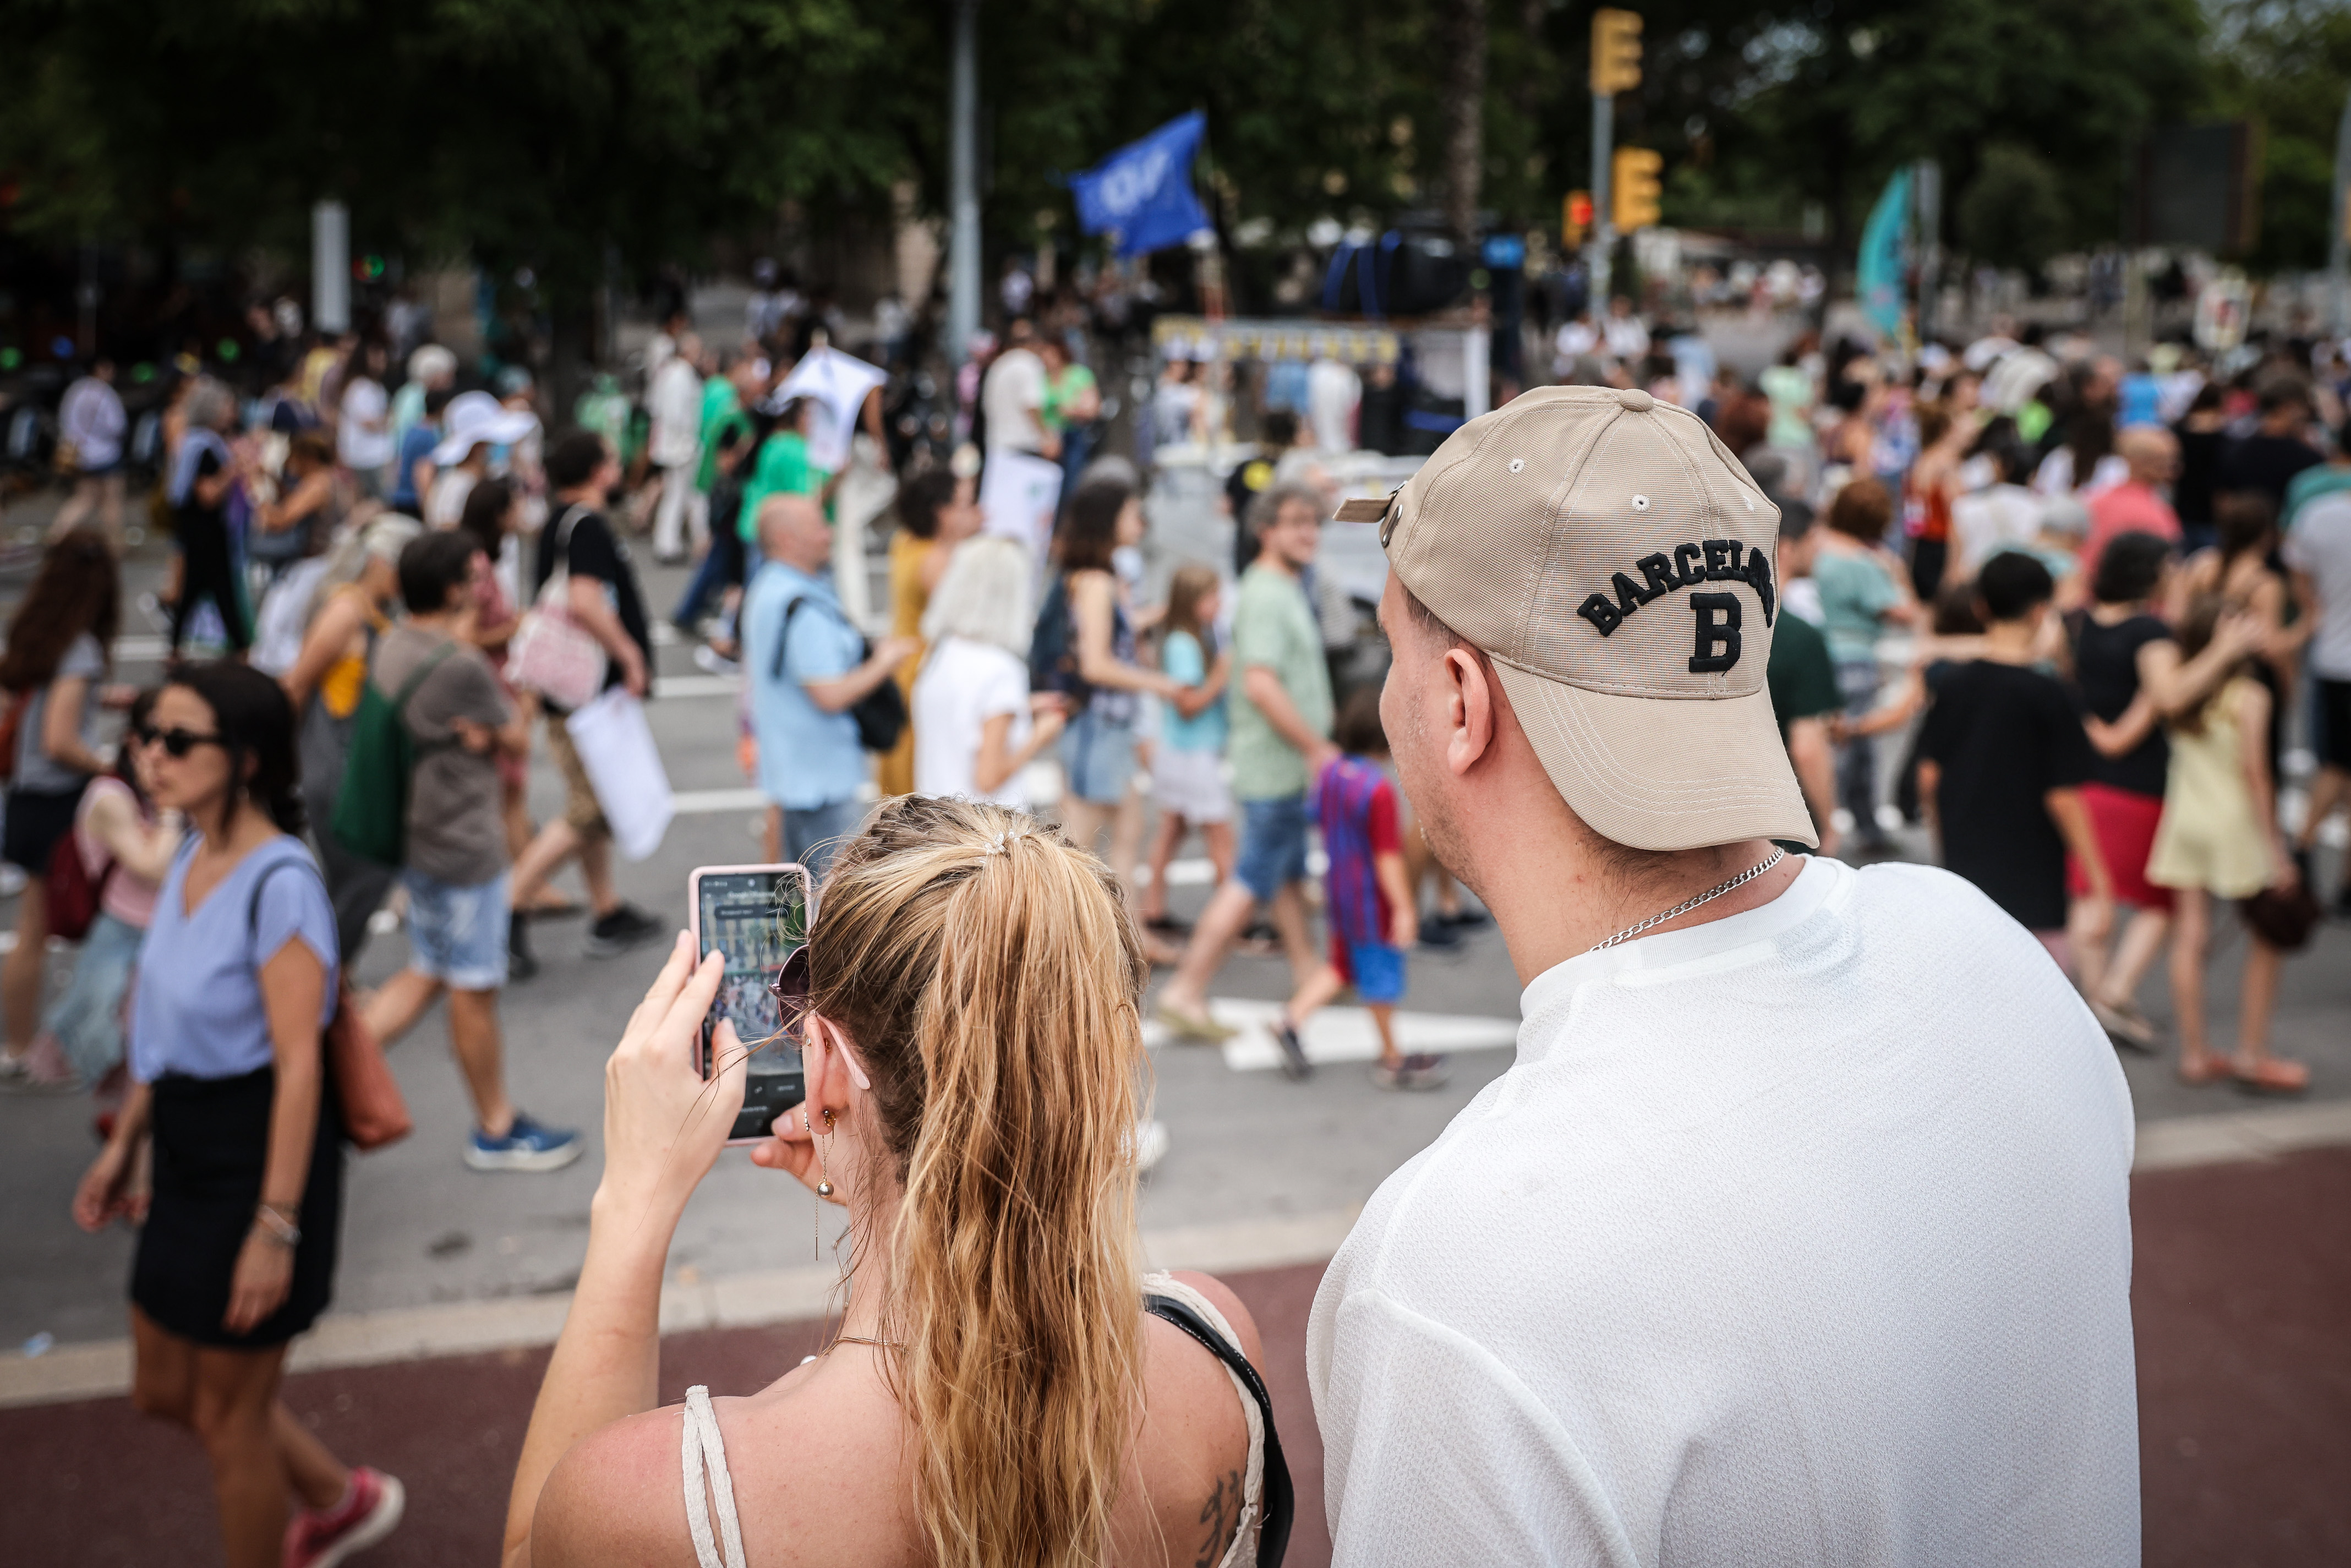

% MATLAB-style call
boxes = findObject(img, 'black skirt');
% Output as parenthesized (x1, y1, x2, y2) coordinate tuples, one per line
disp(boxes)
(132, 1066, 342, 1348)
(3, 784, 85, 875)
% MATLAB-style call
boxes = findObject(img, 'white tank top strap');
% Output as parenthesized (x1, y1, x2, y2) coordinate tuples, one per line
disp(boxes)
(1142, 1270, 1266, 1568)
(679, 1385, 748, 1568)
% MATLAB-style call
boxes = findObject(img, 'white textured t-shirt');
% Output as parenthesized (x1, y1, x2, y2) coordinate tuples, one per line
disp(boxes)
(911, 637, 1032, 807)
(981, 348, 1047, 454)
(2284, 490, 2351, 679)
(1307, 856, 2138, 1566)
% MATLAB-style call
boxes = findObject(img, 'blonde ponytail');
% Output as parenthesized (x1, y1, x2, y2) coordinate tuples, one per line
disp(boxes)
(804, 797, 1149, 1568)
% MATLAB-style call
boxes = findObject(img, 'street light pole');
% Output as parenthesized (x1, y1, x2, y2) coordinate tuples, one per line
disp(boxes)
(949, 0, 982, 368)
(1590, 92, 1614, 308)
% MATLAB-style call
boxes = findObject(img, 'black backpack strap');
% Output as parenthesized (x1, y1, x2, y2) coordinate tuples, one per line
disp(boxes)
(770, 595, 809, 682)
(1144, 1293, 1294, 1568)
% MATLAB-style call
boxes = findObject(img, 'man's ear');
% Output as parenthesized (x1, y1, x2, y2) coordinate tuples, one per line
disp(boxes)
(1444, 646, 1497, 778)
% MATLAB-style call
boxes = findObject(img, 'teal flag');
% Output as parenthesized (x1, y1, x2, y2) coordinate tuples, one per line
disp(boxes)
(1857, 168, 1913, 341)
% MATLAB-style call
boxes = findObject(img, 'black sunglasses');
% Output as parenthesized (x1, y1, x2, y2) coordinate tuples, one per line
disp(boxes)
(135, 725, 227, 758)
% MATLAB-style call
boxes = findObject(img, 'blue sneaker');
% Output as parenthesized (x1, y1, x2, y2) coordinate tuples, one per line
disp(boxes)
(466, 1112, 584, 1173)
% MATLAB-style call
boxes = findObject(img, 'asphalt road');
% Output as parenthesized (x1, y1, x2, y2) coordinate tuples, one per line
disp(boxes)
(1, 505, 2348, 1351)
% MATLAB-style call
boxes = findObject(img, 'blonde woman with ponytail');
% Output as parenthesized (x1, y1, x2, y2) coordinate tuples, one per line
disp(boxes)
(504, 795, 1290, 1568)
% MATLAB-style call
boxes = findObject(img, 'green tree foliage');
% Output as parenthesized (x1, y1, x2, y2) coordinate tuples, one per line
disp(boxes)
(1958, 143, 2068, 272)
(2209, 0, 2351, 271)
(3, 0, 2339, 300)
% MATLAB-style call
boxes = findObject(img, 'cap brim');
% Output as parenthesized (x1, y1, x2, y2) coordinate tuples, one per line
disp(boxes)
(430, 413, 538, 466)
(1491, 663, 1818, 853)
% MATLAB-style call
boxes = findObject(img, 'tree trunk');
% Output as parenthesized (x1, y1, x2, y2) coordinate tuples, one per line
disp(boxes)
(1440, 0, 1489, 244)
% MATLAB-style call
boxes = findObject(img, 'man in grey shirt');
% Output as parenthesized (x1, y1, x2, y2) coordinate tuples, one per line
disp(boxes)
(359, 532, 582, 1173)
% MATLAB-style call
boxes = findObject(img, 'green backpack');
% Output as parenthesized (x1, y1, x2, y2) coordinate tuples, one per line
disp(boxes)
(331, 638, 460, 867)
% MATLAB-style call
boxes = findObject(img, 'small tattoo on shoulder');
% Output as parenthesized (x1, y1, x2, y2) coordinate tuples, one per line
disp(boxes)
(1195, 1467, 1241, 1567)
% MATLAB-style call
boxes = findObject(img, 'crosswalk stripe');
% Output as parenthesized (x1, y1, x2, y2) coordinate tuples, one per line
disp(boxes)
(1144, 997, 1521, 1072)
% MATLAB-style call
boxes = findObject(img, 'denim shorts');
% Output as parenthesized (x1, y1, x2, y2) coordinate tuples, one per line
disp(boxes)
(1234, 793, 1312, 903)
(402, 869, 510, 991)
(1059, 704, 1138, 805)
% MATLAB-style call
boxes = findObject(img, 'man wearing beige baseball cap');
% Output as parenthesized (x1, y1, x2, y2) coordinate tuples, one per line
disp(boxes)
(1306, 387, 2137, 1562)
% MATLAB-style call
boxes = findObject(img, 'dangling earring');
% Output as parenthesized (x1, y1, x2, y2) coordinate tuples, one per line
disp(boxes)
(806, 1104, 827, 1262)
(816, 1108, 836, 1198)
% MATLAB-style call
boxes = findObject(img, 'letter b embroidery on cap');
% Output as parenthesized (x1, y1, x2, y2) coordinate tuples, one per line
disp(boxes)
(1688, 593, 1742, 672)
(1578, 593, 1623, 636)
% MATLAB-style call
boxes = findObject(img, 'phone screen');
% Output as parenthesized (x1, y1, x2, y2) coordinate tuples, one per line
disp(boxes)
(696, 867, 809, 1141)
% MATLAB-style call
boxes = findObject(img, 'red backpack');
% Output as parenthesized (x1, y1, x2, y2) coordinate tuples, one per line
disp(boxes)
(44, 787, 115, 942)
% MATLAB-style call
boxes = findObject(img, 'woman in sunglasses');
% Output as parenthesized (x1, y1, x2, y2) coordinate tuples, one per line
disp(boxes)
(506, 796, 1290, 1568)
(73, 662, 403, 1568)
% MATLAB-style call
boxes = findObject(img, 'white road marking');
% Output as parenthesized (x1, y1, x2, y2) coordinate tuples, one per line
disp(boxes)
(1142, 996, 1522, 1071)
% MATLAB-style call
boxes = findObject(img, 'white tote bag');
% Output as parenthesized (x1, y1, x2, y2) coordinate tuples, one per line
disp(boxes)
(562, 689, 675, 861)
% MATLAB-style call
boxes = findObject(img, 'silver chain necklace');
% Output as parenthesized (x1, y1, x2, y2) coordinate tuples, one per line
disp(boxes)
(1587, 848, 1787, 953)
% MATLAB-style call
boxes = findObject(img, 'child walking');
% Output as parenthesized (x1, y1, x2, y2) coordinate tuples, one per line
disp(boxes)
(2146, 597, 2310, 1094)
(1139, 564, 1234, 934)
(1271, 689, 1445, 1089)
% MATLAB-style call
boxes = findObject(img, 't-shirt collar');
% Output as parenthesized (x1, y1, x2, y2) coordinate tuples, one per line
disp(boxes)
(1518, 854, 1848, 1031)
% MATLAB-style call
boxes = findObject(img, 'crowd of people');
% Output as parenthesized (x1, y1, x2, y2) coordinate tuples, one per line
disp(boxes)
(3, 277, 2346, 1566)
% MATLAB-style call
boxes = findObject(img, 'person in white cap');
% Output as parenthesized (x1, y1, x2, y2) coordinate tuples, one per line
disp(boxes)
(426, 391, 539, 529)
(1308, 386, 2137, 1564)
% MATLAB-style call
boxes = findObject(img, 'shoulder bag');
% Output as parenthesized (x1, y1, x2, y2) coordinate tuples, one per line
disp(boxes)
(249, 857, 412, 1152)
(509, 505, 609, 709)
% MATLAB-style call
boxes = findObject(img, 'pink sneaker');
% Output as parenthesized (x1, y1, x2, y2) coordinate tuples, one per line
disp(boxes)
(0, 1035, 80, 1094)
(285, 1466, 404, 1568)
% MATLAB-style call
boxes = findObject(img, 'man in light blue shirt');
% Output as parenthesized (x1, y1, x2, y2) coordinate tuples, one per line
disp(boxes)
(740, 495, 919, 876)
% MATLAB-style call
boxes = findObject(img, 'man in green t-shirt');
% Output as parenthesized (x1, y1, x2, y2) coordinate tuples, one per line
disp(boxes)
(1156, 484, 1336, 1043)
(736, 398, 829, 543)
(1767, 504, 1843, 857)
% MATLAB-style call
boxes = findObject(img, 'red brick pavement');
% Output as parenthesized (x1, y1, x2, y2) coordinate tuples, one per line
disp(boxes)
(9, 1150, 2346, 1566)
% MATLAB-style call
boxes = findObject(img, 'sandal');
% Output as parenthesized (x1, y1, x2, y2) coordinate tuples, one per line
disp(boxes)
(2176, 1055, 2232, 1087)
(2088, 998, 2158, 1055)
(2230, 1057, 2310, 1096)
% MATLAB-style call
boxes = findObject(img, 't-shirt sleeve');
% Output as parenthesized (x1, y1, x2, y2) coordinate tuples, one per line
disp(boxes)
(252, 859, 340, 1008)
(785, 603, 858, 684)
(977, 651, 1026, 720)
(2041, 677, 2095, 789)
(1916, 684, 1955, 765)
(1368, 779, 1401, 856)
(1857, 557, 1901, 616)
(1231, 578, 1286, 670)
(566, 514, 622, 585)
(427, 651, 513, 730)
(60, 633, 107, 681)
(1162, 630, 1205, 686)
(1316, 1291, 1633, 1566)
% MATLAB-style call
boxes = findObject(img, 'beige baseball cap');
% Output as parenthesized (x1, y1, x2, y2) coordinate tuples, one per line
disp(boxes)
(1337, 384, 1814, 851)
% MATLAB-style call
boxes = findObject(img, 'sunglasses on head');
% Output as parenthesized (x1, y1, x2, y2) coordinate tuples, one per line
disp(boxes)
(135, 726, 226, 758)
(769, 943, 811, 1019)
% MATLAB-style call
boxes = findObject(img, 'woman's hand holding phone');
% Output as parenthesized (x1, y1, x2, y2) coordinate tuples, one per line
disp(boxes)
(592, 932, 747, 1231)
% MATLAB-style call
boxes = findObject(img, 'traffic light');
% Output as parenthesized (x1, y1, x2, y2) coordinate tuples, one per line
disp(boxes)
(1613, 147, 1663, 232)
(1563, 190, 1593, 248)
(1591, 8, 1643, 95)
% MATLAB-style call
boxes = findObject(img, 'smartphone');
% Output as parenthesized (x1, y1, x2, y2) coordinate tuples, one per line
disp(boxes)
(688, 864, 812, 1144)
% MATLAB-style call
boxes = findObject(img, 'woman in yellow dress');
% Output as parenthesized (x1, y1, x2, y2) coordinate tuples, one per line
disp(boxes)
(875, 467, 982, 795)
(2145, 597, 2308, 1094)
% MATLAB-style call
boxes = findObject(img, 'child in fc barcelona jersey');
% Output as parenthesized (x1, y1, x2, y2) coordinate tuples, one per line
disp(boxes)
(1271, 688, 1448, 1090)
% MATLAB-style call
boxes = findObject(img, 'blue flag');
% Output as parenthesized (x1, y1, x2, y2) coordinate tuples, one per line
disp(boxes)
(1857, 167, 1913, 342)
(1070, 112, 1211, 259)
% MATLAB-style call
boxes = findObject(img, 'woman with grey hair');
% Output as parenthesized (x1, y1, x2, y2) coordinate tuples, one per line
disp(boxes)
(911, 536, 1067, 806)
(280, 513, 424, 961)
(166, 376, 254, 659)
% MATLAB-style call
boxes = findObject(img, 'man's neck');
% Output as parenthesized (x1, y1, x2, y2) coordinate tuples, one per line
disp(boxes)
(555, 486, 603, 510)
(1476, 827, 1803, 989)
(1979, 620, 2039, 664)
(409, 608, 469, 640)
(1255, 553, 1302, 581)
